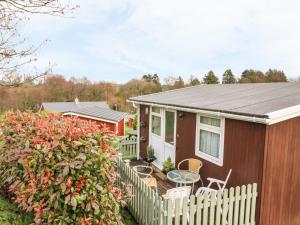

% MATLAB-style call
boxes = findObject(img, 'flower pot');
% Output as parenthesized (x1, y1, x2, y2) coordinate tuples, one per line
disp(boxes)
(143, 156, 156, 164)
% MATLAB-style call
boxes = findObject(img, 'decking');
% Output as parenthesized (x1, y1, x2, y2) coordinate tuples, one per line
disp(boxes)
(129, 159, 201, 195)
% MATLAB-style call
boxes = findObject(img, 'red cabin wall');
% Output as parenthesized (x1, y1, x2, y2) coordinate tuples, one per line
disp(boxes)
(260, 117, 300, 225)
(117, 118, 125, 136)
(64, 115, 119, 135)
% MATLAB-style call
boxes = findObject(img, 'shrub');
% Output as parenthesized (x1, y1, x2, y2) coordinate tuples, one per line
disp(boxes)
(162, 157, 175, 174)
(146, 145, 155, 159)
(133, 115, 137, 131)
(0, 111, 125, 225)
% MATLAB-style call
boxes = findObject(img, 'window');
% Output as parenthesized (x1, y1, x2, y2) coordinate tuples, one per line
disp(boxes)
(195, 115, 224, 166)
(151, 115, 161, 136)
(165, 111, 175, 145)
(152, 107, 161, 113)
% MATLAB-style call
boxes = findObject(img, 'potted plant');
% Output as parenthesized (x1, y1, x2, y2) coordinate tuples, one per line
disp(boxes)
(143, 145, 156, 164)
(162, 157, 175, 174)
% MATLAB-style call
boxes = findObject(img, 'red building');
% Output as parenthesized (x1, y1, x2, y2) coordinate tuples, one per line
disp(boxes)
(41, 100, 126, 136)
(63, 106, 126, 136)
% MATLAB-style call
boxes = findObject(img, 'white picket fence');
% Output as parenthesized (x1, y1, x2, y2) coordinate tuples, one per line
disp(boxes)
(118, 135, 138, 159)
(116, 157, 258, 225)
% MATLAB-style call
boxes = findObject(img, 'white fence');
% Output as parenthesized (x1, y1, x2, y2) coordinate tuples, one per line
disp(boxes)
(118, 135, 138, 159)
(116, 157, 258, 225)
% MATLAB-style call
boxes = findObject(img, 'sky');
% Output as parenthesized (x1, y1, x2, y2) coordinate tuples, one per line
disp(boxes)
(21, 0, 300, 83)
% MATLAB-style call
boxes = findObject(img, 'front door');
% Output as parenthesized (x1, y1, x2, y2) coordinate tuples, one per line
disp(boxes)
(163, 110, 176, 164)
(149, 107, 176, 169)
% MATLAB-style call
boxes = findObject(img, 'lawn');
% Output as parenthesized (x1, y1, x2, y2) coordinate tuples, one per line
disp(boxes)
(0, 196, 33, 225)
(0, 195, 138, 225)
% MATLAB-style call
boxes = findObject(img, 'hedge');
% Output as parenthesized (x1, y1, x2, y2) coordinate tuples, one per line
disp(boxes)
(0, 111, 126, 225)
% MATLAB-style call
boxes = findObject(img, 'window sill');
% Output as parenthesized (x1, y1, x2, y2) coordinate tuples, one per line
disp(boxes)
(195, 151, 223, 167)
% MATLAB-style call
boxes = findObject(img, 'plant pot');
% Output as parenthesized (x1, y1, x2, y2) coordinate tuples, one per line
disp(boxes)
(143, 156, 156, 164)
(140, 136, 146, 142)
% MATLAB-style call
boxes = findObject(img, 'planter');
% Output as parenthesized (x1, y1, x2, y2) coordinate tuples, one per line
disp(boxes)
(140, 136, 146, 142)
(140, 121, 146, 128)
(143, 156, 156, 164)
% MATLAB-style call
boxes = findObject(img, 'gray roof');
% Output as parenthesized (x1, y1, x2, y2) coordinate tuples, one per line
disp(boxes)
(129, 82, 300, 118)
(41, 101, 109, 113)
(66, 106, 127, 122)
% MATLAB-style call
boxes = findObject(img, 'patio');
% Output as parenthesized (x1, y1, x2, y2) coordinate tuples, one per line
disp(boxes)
(116, 156, 258, 225)
(128, 159, 202, 195)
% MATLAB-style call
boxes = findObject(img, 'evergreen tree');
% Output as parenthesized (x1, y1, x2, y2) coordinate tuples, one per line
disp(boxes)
(222, 69, 236, 84)
(203, 70, 219, 84)
(188, 75, 200, 86)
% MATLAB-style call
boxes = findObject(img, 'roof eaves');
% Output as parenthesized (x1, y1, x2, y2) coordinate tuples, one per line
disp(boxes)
(128, 99, 268, 119)
(64, 111, 120, 123)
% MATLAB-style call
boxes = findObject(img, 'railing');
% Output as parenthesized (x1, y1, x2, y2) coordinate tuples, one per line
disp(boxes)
(116, 156, 258, 225)
(118, 135, 138, 159)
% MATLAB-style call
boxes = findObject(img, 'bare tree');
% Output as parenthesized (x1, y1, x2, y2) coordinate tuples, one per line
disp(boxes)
(0, 0, 78, 87)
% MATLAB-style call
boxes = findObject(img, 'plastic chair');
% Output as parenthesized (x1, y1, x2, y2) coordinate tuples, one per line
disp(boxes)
(196, 169, 232, 196)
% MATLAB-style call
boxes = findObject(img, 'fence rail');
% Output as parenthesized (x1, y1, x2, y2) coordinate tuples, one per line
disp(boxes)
(116, 157, 258, 225)
(118, 135, 138, 159)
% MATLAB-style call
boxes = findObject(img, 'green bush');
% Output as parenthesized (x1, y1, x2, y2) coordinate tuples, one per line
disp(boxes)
(133, 115, 137, 130)
(162, 157, 175, 173)
(146, 145, 155, 159)
(0, 111, 125, 225)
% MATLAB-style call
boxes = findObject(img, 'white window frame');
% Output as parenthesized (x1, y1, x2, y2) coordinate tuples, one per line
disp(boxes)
(164, 109, 176, 147)
(195, 114, 225, 166)
(150, 106, 162, 137)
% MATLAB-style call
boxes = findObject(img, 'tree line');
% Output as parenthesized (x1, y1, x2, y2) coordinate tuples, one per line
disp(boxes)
(187, 68, 288, 86)
(0, 68, 294, 113)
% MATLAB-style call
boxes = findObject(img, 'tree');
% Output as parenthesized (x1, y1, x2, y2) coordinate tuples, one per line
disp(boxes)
(0, 0, 77, 87)
(239, 69, 266, 83)
(188, 75, 200, 86)
(164, 76, 185, 90)
(222, 69, 236, 84)
(265, 69, 287, 82)
(142, 74, 161, 85)
(203, 70, 219, 84)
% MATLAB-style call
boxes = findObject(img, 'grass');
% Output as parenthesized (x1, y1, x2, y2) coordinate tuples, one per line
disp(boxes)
(0, 196, 33, 225)
(121, 208, 138, 225)
(0, 195, 137, 225)
(125, 124, 134, 136)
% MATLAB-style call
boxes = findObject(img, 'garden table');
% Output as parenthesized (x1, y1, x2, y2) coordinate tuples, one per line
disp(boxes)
(167, 170, 200, 193)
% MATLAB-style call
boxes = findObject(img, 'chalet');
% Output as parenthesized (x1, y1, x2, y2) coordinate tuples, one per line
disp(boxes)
(41, 99, 127, 136)
(128, 82, 300, 225)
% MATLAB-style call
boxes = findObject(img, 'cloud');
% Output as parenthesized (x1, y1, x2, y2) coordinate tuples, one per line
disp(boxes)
(21, 0, 300, 81)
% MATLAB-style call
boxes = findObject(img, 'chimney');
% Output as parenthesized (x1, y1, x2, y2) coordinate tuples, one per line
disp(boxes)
(75, 98, 79, 105)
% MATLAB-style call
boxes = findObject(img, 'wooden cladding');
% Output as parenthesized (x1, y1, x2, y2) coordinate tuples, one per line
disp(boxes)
(260, 117, 300, 225)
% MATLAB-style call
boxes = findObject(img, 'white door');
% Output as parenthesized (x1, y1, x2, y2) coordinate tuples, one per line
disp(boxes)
(150, 107, 164, 168)
(164, 110, 176, 164)
(149, 107, 176, 169)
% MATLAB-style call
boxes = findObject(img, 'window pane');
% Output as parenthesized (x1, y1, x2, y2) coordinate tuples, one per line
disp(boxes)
(152, 107, 160, 113)
(152, 115, 161, 136)
(200, 116, 220, 127)
(165, 111, 175, 145)
(199, 129, 220, 158)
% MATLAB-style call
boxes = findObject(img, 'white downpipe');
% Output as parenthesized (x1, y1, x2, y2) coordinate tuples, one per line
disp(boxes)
(132, 103, 140, 160)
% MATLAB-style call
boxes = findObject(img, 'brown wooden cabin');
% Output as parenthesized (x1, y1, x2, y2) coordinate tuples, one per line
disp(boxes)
(128, 83, 300, 225)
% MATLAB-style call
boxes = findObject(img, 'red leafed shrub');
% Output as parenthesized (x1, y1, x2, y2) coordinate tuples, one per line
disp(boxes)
(0, 111, 125, 225)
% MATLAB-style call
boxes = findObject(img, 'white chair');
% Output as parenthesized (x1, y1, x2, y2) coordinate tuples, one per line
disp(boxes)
(162, 186, 191, 220)
(196, 169, 232, 196)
